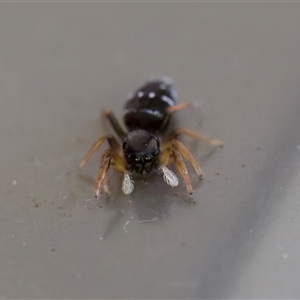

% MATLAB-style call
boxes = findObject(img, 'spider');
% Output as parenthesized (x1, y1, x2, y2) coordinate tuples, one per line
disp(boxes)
(79, 77, 223, 197)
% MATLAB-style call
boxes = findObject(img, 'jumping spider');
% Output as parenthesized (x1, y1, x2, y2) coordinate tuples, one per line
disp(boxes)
(79, 77, 223, 197)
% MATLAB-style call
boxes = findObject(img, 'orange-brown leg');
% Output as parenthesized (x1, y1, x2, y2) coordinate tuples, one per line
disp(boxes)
(160, 127, 223, 194)
(102, 180, 110, 196)
(166, 102, 192, 114)
(93, 147, 128, 197)
(94, 149, 112, 197)
(158, 142, 179, 188)
(160, 140, 200, 194)
(104, 149, 133, 195)
(159, 141, 173, 166)
(79, 135, 109, 168)
(171, 139, 204, 179)
(167, 127, 224, 147)
(79, 134, 123, 167)
(172, 150, 193, 195)
(80, 134, 129, 196)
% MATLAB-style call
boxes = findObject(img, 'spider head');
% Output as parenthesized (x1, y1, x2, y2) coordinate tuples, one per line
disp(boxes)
(123, 130, 160, 174)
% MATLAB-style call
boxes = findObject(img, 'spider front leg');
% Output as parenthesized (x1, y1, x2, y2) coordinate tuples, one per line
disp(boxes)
(159, 141, 194, 195)
(95, 148, 133, 197)
(172, 150, 194, 195)
(79, 135, 108, 168)
(159, 143, 179, 189)
(160, 127, 223, 195)
(79, 135, 130, 197)
(94, 149, 112, 197)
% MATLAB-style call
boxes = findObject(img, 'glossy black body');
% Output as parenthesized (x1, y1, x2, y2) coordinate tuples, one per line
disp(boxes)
(123, 130, 160, 173)
(124, 78, 177, 132)
(122, 78, 177, 174)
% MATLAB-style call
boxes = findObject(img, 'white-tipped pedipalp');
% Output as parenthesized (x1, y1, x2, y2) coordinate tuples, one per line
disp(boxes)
(160, 166, 179, 187)
(122, 171, 134, 195)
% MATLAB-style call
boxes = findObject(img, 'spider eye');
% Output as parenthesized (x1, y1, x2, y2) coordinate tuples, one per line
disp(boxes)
(135, 157, 141, 162)
(145, 155, 152, 162)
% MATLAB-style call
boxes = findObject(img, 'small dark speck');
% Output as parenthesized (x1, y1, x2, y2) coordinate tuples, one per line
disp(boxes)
(257, 147, 261, 151)
(215, 172, 219, 176)
(32, 199, 39, 207)
(174, 193, 178, 196)
(51, 248, 55, 252)
(242, 164, 245, 167)
(180, 242, 186, 248)
(58, 213, 71, 218)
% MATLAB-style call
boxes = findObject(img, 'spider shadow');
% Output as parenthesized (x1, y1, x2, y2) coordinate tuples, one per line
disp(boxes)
(80, 171, 186, 238)
(80, 173, 174, 213)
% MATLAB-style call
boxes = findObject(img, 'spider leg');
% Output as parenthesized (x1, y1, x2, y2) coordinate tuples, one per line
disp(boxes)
(95, 147, 131, 196)
(171, 139, 204, 179)
(79, 135, 108, 168)
(172, 150, 193, 195)
(107, 149, 134, 195)
(103, 109, 127, 140)
(166, 102, 192, 114)
(167, 127, 224, 147)
(159, 140, 194, 194)
(102, 180, 110, 196)
(159, 140, 173, 166)
(94, 149, 112, 197)
(160, 127, 223, 194)
(79, 134, 124, 166)
(158, 141, 178, 188)
(80, 134, 129, 197)
(94, 145, 128, 197)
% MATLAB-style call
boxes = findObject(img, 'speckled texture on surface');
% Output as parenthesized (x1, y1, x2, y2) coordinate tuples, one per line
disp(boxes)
(1, 3, 300, 299)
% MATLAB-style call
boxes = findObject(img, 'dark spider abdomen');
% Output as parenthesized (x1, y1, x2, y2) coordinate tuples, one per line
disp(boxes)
(123, 78, 177, 133)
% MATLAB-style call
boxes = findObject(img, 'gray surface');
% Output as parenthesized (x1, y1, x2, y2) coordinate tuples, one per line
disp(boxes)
(1, 3, 300, 299)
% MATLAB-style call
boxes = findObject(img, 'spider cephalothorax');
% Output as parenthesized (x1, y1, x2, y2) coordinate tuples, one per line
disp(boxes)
(123, 130, 160, 174)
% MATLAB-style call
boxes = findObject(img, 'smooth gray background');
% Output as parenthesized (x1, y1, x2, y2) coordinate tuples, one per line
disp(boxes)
(1, 3, 300, 299)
